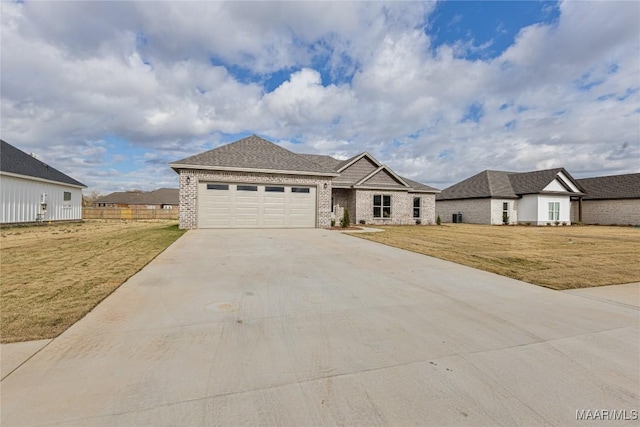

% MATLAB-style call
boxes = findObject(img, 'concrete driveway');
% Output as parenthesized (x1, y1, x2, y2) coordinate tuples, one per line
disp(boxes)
(2, 229, 638, 426)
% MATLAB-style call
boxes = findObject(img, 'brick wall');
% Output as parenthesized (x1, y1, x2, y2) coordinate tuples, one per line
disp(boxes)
(574, 199, 640, 225)
(436, 199, 492, 224)
(177, 169, 332, 229)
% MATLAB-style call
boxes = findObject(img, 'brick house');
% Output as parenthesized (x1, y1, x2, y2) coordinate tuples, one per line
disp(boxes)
(94, 188, 178, 210)
(436, 168, 586, 225)
(170, 135, 439, 229)
(572, 173, 640, 225)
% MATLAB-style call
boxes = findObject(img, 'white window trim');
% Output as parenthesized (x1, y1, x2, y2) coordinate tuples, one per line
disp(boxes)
(548, 202, 560, 221)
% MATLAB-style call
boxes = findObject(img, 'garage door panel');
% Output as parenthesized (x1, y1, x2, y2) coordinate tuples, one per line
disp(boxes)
(198, 182, 316, 228)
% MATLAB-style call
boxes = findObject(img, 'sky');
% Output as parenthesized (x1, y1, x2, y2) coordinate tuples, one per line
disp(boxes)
(1, 0, 638, 194)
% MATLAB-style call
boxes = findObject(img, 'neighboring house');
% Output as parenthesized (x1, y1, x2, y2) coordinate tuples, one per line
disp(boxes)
(94, 188, 179, 209)
(572, 173, 640, 225)
(169, 135, 440, 229)
(0, 139, 86, 224)
(436, 168, 586, 225)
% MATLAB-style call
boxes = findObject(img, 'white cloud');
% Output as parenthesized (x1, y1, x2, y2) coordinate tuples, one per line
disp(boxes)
(1, 0, 638, 193)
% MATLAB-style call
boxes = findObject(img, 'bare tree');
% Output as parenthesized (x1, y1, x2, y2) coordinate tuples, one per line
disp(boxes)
(83, 190, 103, 207)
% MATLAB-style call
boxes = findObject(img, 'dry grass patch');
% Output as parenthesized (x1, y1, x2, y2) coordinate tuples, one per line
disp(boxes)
(351, 224, 640, 290)
(1, 220, 185, 343)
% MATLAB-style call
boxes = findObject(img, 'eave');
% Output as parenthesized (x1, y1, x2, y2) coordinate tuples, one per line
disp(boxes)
(169, 163, 339, 177)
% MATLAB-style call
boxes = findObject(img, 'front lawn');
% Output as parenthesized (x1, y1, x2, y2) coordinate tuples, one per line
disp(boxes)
(350, 224, 640, 290)
(1, 220, 186, 343)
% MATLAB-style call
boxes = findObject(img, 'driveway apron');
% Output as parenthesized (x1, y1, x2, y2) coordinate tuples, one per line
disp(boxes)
(2, 229, 638, 426)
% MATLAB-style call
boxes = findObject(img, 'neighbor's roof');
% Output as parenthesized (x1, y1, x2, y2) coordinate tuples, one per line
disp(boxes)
(0, 139, 86, 187)
(437, 168, 584, 201)
(170, 135, 337, 176)
(577, 173, 640, 200)
(95, 188, 178, 205)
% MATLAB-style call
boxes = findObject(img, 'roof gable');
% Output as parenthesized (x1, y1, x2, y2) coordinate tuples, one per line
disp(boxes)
(355, 165, 409, 189)
(336, 152, 381, 173)
(333, 155, 379, 186)
(0, 140, 86, 188)
(577, 173, 640, 200)
(509, 168, 584, 195)
(170, 135, 337, 176)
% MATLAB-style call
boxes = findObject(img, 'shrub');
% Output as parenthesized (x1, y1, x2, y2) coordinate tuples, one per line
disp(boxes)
(436, 215, 441, 226)
(561, 222, 567, 226)
(546, 222, 551, 226)
(554, 221, 560, 226)
(525, 222, 531, 226)
(502, 213, 509, 225)
(359, 219, 365, 225)
(331, 219, 335, 227)
(415, 219, 421, 225)
(340, 208, 350, 228)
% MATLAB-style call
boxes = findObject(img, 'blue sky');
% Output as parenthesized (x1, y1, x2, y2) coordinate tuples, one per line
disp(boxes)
(1, 1, 638, 194)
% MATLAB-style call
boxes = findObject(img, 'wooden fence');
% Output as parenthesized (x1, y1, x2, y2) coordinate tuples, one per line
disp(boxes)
(83, 207, 178, 220)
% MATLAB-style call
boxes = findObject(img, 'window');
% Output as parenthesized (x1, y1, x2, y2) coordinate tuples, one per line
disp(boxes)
(291, 187, 310, 193)
(373, 195, 391, 218)
(237, 185, 257, 191)
(265, 186, 284, 192)
(207, 184, 228, 190)
(548, 202, 560, 221)
(502, 202, 509, 224)
(413, 197, 421, 218)
(63, 191, 71, 208)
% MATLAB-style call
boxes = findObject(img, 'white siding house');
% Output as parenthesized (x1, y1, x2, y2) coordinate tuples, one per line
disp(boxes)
(436, 168, 585, 225)
(0, 140, 86, 224)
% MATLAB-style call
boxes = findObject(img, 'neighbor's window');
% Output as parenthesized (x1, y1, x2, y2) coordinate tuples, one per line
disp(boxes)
(413, 197, 421, 218)
(63, 191, 71, 208)
(503, 202, 509, 223)
(373, 195, 391, 218)
(237, 185, 257, 191)
(548, 202, 560, 221)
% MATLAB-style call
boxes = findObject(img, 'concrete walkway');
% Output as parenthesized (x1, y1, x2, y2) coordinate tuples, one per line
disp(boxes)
(2, 229, 638, 426)
(564, 282, 640, 309)
(1, 339, 51, 380)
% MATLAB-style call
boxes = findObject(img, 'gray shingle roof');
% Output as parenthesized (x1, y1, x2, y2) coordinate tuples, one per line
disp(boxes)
(577, 173, 640, 200)
(170, 135, 336, 175)
(172, 136, 439, 192)
(401, 176, 441, 193)
(297, 153, 342, 170)
(0, 140, 86, 187)
(96, 188, 178, 205)
(437, 168, 583, 200)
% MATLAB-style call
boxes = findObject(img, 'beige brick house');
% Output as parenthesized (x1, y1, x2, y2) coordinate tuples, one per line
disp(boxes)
(170, 136, 439, 229)
(572, 173, 640, 225)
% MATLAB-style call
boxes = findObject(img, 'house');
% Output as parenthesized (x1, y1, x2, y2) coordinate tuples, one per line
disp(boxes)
(572, 173, 640, 225)
(436, 168, 586, 225)
(0, 140, 86, 224)
(94, 188, 179, 210)
(169, 135, 440, 229)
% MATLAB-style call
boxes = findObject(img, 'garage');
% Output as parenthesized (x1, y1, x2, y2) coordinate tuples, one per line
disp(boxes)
(197, 182, 316, 228)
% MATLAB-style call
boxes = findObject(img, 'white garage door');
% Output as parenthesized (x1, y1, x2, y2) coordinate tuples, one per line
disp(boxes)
(197, 182, 316, 228)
